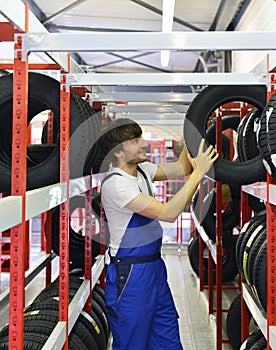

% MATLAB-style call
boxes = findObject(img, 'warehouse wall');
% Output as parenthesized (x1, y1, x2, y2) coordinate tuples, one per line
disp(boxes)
(232, 0, 276, 72)
(141, 124, 183, 140)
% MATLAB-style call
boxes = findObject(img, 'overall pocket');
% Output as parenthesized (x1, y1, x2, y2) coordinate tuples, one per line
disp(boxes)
(116, 263, 133, 301)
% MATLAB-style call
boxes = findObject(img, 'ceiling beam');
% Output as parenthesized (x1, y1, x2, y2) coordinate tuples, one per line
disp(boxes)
(54, 24, 150, 32)
(130, 0, 204, 32)
(92, 51, 156, 69)
(107, 52, 170, 72)
(42, 0, 88, 25)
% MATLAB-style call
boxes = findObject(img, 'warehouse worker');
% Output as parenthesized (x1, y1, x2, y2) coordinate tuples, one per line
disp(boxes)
(100, 118, 218, 350)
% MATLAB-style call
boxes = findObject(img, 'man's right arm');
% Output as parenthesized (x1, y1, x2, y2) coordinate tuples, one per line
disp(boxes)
(126, 140, 218, 223)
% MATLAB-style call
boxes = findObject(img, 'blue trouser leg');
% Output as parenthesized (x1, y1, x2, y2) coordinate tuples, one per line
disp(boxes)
(105, 259, 183, 350)
(146, 280, 183, 350)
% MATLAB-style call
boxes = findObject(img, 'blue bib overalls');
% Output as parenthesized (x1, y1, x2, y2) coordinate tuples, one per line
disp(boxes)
(103, 169, 183, 350)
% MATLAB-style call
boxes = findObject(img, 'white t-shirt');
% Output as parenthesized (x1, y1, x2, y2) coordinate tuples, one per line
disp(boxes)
(101, 162, 158, 256)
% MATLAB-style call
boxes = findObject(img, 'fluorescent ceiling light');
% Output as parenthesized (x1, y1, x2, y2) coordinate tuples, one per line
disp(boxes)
(161, 0, 175, 67)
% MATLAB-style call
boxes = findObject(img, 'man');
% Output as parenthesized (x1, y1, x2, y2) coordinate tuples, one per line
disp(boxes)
(100, 118, 218, 350)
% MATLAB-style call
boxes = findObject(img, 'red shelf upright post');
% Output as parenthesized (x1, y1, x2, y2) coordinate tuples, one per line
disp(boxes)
(84, 176, 93, 314)
(59, 68, 71, 350)
(216, 112, 223, 350)
(239, 103, 252, 342)
(266, 174, 276, 350)
(266, 73, 276, 350)
(8, 4, 29, 349)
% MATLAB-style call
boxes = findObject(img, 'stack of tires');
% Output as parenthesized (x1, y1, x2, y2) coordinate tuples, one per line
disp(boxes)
(49, 191, 105, 270)
(186, 85, 267, 285)
(0, 72, 104, 194)
(0, 71, 108, 267)
(0, 272, 110, 349)
(184, 85, 269, 349)
(226, 211, 267, 349)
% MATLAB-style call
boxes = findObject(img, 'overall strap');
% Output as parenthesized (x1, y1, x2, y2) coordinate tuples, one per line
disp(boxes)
(101, 167, 153, 196)
(101, 172, 122, 187)
(137, 166, 153, 196)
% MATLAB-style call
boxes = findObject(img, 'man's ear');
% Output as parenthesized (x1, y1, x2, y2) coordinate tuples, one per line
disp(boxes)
(113, 150, 122, 159)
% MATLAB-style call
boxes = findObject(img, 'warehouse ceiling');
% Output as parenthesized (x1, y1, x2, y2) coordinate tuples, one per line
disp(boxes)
(0, 0, 252, 127)
(22, 0, 249, 74)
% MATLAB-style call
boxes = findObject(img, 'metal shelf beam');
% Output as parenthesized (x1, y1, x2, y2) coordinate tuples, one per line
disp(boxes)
(90, 92, 197, 103)
(0, 174, 103, 233)
(67, 72, 267, 88)
(242, 283, 267, 338)
(21, 31, 276, 55)
(0, 196, 22, 232)
(105, 105, 188, 113)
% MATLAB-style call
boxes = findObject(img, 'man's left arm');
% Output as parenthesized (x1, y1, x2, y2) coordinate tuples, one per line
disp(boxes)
(153, 144, 193, 181)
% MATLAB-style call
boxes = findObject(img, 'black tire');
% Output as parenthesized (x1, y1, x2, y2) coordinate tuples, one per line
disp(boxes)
(201, 184, 240, 242)
(183, 85, 267, 185)
(33, 283, 81, 304)
(24, 299, 104, 350)
(94, 283, 106, 303)
(44, 276, 108, 318)
(235, 210, 266, 273)
(247, 194, 266, 214)
(237, 113, 248, 162)
(226, 293, 252, 350)
(0, 73, 99, 192)
(31, 284, 110, 341)
(81, 310, 107, 350)
(245, 328, 264, 349)
(249, 337, 267, 349)
(190, 179, 213, 224)
(206, 115, 241, 161)
(0, 332, 49, 349)
(252, 240, 267, 310)
(258, 93, 276, 179)
(49, 192, 103, 269)
(22, 309, 89, 349)
(240, 109, 262, 161)
(27, 144, 55, 165)
(188, 235, 238, 283)
(240, 223, 266, 284)
(247, 228, 266, 287)
(0, 319, 89, 350)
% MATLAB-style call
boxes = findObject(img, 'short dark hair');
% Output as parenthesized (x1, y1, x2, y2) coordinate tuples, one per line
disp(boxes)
(100, 118, 142, 164)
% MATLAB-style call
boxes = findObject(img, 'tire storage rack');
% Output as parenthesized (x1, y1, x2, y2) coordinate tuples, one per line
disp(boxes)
(2, 1, 276, 349)
(0, 3, 108, 350)
(240, 75, 276, 350)
(187, 75, 276, 349)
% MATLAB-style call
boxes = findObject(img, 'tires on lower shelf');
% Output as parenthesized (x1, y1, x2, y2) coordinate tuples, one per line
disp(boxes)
(0, 332, 50, 350)
(201, 184, 240, 242)
(23, 277, 109, 349)
(226, 293, 252, 350)
(252, 239, 267, 310)
(48, 192, 103, 269)
(244, 328, 266, 350)
(0, 309, 90, 349)
(235, 210, 266, 273)
(187, 234, 238, 283)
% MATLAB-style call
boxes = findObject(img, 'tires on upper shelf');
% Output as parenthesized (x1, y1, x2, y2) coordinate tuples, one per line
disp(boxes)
(257, 93, 276, 179)
(183, 85, 267, 185)
(0, 72, 103, 193)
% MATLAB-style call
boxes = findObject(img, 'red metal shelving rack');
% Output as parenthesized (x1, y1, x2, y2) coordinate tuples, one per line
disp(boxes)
(193, 101, 253, 349)
(8, 5, 29, 347)
(0, 4, 106, 349)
